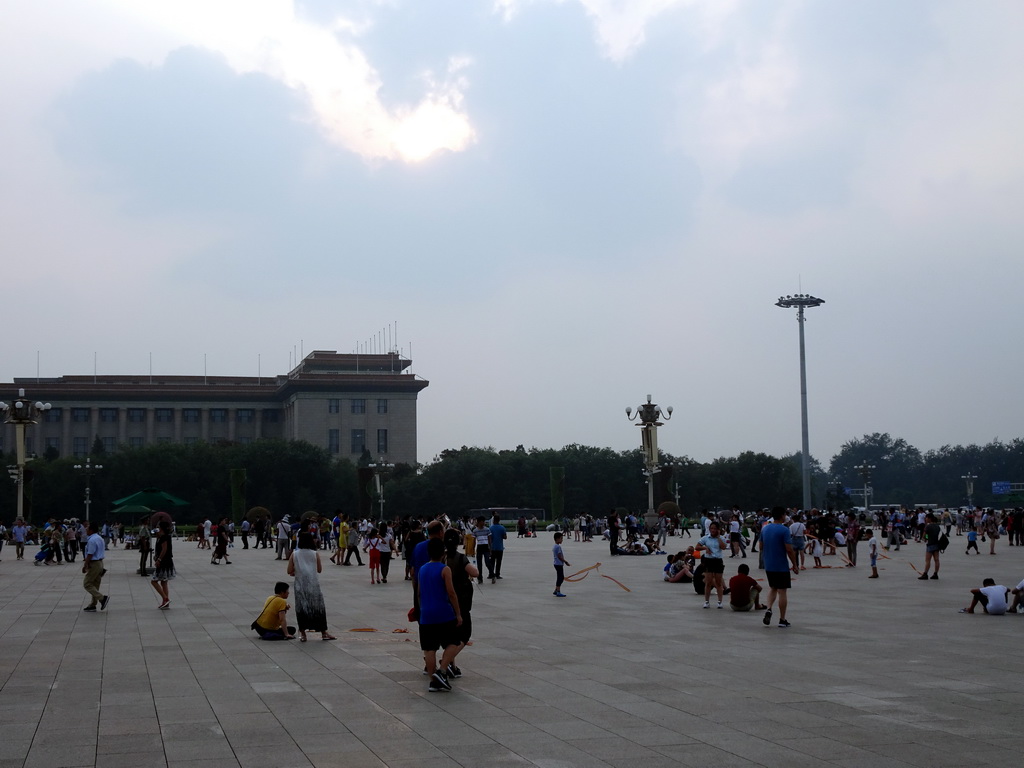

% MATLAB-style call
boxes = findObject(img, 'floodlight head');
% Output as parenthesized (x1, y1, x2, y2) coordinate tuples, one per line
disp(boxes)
(776, 293, 825, 309)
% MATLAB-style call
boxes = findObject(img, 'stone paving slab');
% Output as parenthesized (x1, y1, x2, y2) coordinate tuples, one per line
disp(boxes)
(1, 529, 1023, 767)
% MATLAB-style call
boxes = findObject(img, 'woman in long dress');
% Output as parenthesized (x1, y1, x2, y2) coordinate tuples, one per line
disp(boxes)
(287, 532, 336, 641)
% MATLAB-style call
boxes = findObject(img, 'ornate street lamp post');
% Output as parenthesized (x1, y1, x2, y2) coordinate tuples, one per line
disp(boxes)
(0, 389, 51, 522)
(73, 457, 104, 524)
(961, 472, 977, 509)
(855, 463, 876, 513)
(368, 456, 395, 523)
(626, 395, 672, 528)
(776, 293, 825, 511)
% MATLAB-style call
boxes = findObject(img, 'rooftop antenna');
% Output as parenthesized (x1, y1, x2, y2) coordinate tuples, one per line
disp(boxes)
(94, 351, 97, 384)
(258, 353, 261, 385)
(149, 352, 153, 384)
(204, 353, 207, 385)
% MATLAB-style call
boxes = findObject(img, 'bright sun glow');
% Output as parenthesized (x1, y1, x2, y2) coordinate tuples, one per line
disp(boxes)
(111, 0, 475, 162)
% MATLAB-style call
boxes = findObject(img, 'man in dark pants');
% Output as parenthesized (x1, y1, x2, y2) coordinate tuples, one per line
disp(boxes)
(488, 515, 507, 582)
(607, 510, 620, 556)
(472, 517, 492, 584)
(760, 507, 798, 628)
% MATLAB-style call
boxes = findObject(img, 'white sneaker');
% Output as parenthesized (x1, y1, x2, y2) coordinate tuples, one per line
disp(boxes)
(703, 601, 710, 609)
(717, 601, 723, 609)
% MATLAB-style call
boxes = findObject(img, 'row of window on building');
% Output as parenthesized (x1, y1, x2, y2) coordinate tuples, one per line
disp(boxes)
(328, 428, 388, 455)
(328, 399, 388, 414)
(39, 399, 390, 422)
(42, 407, 280, 423)
(23, 435, 261, 458)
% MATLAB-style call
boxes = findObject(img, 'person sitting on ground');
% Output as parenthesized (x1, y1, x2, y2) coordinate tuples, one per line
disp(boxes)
(960, 578, 1010, 615)
(728, 563, 766, 612)
(664, 553, 694, 583)
(643, 536, 665, 555)
(251, 581, 297, 639)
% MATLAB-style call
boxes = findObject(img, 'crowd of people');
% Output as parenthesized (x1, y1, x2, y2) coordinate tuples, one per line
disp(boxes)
(656, 505, 1024, 623)
(5, 500, 1023, 696)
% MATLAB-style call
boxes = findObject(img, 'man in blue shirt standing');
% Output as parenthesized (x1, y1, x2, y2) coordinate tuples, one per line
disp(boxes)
(488, 515, 507, 583)
(82, 520, 109, 612)
(760, 507, 798, 628)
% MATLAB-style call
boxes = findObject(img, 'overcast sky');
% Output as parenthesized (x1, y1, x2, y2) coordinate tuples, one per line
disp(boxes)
(3, 1, 1022, 473)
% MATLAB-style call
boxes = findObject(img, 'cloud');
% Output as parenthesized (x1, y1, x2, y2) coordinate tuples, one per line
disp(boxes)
(106, 0, 475, 162)
(495, 0, 705, 61)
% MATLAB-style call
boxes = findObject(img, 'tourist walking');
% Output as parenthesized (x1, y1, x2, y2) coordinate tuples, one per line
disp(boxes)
(472, 517, 492, 584)
(275, 515, 291, 560)
(287, 532, 337, 641)
(212, 517, 232, 564)
(417, 537, 462, 692)
(81, 520, 109, 612)
(489, 515, 507, 581)
(760, 507, 799, 628)
(150, 520, 175, 609)
(443, 528, 478, 678)
(918, 512, 942, 579)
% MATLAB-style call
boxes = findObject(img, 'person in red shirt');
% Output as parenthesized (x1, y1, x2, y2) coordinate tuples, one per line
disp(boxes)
(728, 563, 766, 612)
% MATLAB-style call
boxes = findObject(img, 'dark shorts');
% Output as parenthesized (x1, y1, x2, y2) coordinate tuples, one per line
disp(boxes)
(702, 558, 724, 574)
(419, 620, 458, 651)
(730, 532, 741, 542)
(453, 612, 472, 645)
(766, 570, 792, 590)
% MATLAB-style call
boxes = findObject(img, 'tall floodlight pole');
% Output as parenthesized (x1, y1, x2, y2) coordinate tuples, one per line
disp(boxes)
(776, 294, 825, 511)
(626, 395, 673, 527)
(961, 472, 977, 509)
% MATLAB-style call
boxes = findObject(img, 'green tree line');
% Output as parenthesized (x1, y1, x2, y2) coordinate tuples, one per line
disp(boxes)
(4, 433, 1023, 524)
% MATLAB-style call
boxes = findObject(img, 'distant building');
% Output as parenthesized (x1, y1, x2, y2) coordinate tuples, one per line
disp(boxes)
(1, 351, 428, 465)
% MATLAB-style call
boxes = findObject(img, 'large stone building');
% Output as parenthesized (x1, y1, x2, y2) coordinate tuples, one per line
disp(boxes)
(0, 351, 428, 465)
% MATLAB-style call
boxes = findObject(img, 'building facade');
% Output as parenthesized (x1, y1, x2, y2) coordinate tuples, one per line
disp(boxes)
(1, 351, 428, 465)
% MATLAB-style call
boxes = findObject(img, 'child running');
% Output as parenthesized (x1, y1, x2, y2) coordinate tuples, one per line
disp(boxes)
(965, 528, 979, 555)
(553, 532, 570, 597)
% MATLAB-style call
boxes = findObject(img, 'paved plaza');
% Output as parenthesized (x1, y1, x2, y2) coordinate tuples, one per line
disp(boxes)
(1, 529, 1022, 768)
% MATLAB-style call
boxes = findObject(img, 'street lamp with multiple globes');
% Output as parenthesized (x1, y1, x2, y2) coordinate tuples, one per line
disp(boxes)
(961, 472, 977, 509)
(855, 463, 876, 513)
(775, 293, 825, 511)
(625, 395, 672, 527)
(367, 456, 395, 523)
(73, 457, 105, 524)
(0, 388, 52, 522)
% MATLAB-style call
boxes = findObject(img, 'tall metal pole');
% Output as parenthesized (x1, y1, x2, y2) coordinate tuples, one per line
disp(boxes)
(776, 294, 824, 512)
(797, 305, 812, 512)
